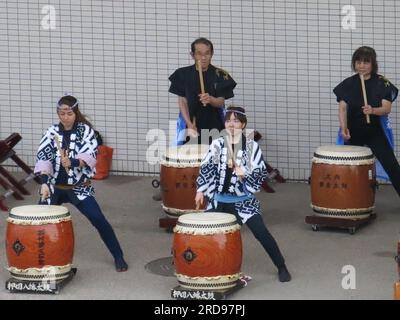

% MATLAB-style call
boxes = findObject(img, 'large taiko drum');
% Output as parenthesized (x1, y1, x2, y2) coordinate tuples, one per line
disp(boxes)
(173, 212, 242, 290)
(5, 205, 74, 281)
(160, 144, 208, 216)
(310, 145, 376, 219)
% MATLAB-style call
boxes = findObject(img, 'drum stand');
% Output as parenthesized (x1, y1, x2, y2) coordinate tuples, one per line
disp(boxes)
(5, 268, 77, 294)
(0, 133, 41, 211)
(305, 214, 376, 235)
(159, 216, 178, 232)
(171, 275, 252, 300)
(252, 131, 286, 193)
(262, 163, 286, 193)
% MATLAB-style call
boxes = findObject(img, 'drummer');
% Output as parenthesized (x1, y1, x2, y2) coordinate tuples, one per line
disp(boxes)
(34, 94, 128, 272)
(169, 37, 237, 145)
(195, 106, 291, 282)
(333, 46, 400, 196)
(153, 38, 237, 202)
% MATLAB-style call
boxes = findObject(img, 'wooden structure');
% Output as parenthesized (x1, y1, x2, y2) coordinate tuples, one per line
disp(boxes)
(0, 133, 41, 211)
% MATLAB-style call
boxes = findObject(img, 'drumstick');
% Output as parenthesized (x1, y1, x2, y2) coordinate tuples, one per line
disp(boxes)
(197, 60, 206, 106)
(54, 134, 71, 173)
(359, 73, 371, 124)
(54, 134, 62, 155)
(226, 136, 235, 169)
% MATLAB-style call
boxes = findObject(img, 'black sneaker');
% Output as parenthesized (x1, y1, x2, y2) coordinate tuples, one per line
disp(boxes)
(278, 265, 291, 282)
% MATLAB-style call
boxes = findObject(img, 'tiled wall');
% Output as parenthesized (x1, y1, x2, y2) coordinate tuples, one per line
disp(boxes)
(1, 0, 399, 180)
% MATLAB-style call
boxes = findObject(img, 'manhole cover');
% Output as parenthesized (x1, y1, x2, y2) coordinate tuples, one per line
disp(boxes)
(145, 256, 175, 277)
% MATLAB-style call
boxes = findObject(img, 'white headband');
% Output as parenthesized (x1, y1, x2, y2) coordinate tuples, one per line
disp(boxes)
(226, 110, 246, 116)
(57, 93, 79, 110)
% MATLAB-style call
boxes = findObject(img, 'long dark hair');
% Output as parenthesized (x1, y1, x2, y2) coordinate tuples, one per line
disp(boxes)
(57, 95, 93, 128)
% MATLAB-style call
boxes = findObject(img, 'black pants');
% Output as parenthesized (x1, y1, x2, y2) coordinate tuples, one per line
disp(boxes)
(349, 127, 400, 196)
(49, 189, 124, 260)
(210, 202, 286, 268)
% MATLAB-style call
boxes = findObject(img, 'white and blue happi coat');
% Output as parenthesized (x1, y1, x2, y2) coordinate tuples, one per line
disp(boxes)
(34, 122, 97, 201)
(196, 137, 267, 223)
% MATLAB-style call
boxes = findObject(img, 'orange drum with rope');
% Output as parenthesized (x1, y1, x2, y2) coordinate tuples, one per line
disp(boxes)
(160, 144, 208, 217)
(6, 205, 74, 281)
(173, 212, 242, 290)
(310, 145, 376, 219)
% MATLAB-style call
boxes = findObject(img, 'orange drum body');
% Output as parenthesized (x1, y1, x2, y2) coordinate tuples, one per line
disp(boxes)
(5, 205, 74, 281)
(311, 145, 376, 219)
(160, 144, 208, 216)
(173, 212, 242, 290)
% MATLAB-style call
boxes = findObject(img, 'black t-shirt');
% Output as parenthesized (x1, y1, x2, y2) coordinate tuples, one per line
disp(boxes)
(333, 73, 398, 131)
(169, 64, 237, 131)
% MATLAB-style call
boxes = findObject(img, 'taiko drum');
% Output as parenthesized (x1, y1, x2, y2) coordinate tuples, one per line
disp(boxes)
(6, 205, 74, 281)
(160, 144, 208, 216)
(310, 145, 376, 219)
(173, 212, 242, 290)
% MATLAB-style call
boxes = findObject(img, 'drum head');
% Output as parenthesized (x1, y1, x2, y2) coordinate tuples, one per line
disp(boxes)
(161, 144, 208, 166)
(178, 212, 236, 224)
(8, 205, 71, 224)
(313, 145, 374, 165)
(174, 212, 240, 235)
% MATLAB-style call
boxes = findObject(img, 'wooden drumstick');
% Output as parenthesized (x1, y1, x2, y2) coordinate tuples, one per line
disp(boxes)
(226, 136, 235, 169)
(359, 73, 371, 124)
(54, 134, 62, 154)
(55, 134, 71, 172)
(197, 60, 206, 106)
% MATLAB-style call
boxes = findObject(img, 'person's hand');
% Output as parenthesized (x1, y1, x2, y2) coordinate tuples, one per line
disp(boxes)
(234, 165, 245, 178)
(195, 192, 204, 210)
(362, 104, 374, 115)
(199, 93, 212, 106)
(187, 123, 199, 138)
(341, 127, 351, 141)
(60, 149, 71, 169)
(40, 184, 50, 202)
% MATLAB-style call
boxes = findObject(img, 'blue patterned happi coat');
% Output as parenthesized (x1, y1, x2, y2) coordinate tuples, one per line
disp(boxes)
(34, 122, 98, 201)
(196, 137, 267, 223)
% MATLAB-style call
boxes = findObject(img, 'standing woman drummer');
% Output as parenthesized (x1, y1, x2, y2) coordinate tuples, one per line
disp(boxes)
(195, 106, 291, 282)
(333, 46, 400, 196)
(34, 94, 128, 272)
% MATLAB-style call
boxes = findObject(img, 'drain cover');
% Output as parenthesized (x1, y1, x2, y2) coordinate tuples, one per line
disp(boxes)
(144, 256, 175, 277)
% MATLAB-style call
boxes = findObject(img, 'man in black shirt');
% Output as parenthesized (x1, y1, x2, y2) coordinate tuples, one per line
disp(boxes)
(169, 37, 237, 145)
